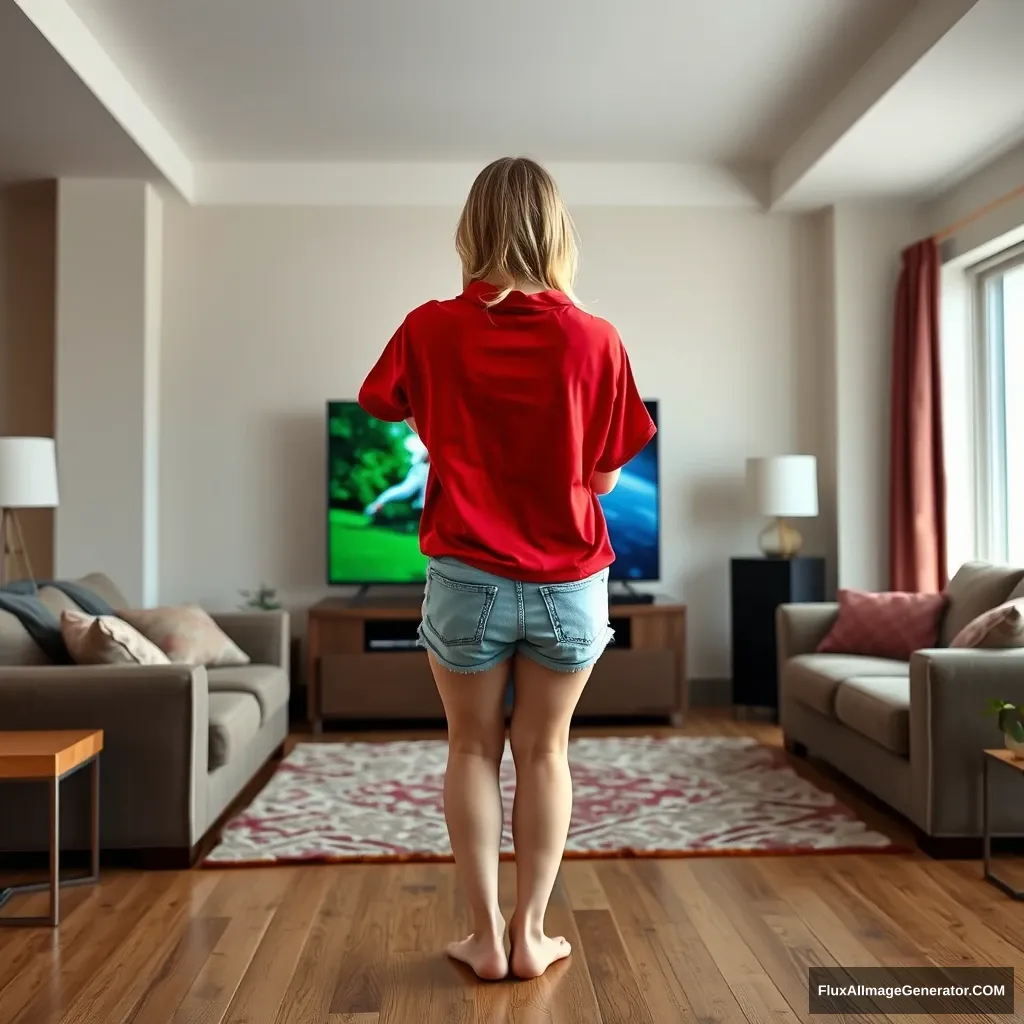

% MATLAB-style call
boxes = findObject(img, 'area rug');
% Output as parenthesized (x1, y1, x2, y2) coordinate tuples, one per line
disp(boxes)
(203, 736, 902, 865)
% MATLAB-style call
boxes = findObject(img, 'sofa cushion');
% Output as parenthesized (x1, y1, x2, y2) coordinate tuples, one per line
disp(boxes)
(70, 573, 129, 609)
(207, 665, 289, 721)
(208, 691, 262, 770)
(783, 654, 909, 717)
(1008, 577, 1024, 603)
(834, 677, 910, 757)
(0, 608, 50, 666)
(940, 561, 1024, 646)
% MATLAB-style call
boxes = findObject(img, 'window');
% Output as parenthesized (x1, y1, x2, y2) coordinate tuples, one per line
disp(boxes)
(973, 243, 1024, 564)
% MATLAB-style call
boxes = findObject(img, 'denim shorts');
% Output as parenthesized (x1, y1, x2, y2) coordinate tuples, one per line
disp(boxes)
(417, 557, 613, 674)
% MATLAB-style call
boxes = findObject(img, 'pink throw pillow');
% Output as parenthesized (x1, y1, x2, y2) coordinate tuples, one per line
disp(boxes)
(116, 605, 250, 666)
(949, 598, 1024, 649)
(816, 589, 947, 661)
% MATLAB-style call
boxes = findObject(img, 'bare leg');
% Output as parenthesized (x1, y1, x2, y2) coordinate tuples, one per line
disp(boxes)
(508, 656, 592, 979)
(428, 651, 511, 980)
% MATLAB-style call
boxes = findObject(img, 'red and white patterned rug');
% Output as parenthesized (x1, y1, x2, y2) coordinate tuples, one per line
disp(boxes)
(203, 736, 901, 865)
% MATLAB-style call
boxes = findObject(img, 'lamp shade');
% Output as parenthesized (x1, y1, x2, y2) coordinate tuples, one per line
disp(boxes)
(747, 455, 817, 518)
(0, 437, 59, 508)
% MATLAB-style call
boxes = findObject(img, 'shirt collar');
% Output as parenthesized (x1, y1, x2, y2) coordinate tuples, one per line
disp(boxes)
(460, 280, 574, 311)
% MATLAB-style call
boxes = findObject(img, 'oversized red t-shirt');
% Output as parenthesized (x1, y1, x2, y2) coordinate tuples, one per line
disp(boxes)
(358, 281, 656, 582)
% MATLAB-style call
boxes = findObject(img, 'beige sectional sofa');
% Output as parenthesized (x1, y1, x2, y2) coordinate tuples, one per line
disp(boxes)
(0, 573, 289, 864)
(778, 560, 1024, 853)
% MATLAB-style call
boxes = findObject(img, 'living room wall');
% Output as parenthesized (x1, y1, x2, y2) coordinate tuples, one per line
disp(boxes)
(157, 202, 833, 679)
(0, 182, 56, 579)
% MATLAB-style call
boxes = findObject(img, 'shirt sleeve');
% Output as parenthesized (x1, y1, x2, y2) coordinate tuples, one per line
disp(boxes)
(596, 339, 656, 473)
(358, 321, 413, 422)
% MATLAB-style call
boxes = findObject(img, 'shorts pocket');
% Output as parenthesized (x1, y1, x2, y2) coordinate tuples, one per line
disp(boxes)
(540, 570, 610, 647)
(424, 567, 499, 646)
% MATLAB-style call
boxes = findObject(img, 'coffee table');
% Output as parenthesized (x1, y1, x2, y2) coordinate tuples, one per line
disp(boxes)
(982, 748, 1024, 900)
(0, 730, 103, 926)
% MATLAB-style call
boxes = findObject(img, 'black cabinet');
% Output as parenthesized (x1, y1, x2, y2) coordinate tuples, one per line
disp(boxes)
(730, 556, 827, 714)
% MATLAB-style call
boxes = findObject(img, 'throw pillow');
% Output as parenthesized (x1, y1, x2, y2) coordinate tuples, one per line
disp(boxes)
(117, 605, 250, 666)
(61, 610, 171, 666)
(816, 589, 947, 661)
(949, 598, 1024, 649)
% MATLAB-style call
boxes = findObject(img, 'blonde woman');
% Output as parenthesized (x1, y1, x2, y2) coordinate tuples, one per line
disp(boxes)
(359, 157, 654, 980)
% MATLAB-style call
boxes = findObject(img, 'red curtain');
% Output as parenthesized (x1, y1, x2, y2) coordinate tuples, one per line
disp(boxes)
(889, 238, 947, 593)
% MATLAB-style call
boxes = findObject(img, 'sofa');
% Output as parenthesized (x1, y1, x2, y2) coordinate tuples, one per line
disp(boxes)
(778, 560, 1024, 853)
(0, 573, 289, 865)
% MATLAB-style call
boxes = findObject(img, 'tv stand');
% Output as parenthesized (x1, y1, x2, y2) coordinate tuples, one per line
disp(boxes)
(305, 595, 687, 732)
(610, 580, 655, 605)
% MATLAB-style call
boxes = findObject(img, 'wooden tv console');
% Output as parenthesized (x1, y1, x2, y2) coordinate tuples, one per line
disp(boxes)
(306, 595, 687, 732)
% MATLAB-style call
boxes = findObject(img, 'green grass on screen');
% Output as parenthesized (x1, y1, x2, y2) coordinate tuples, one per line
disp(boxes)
(328, 509, 427, 583)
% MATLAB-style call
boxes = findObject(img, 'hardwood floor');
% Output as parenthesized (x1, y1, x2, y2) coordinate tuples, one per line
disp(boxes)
(1, 712, 1022, 1024)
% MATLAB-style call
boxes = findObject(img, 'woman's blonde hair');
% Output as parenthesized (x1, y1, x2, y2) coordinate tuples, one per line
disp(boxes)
(455, 157, 580, 306)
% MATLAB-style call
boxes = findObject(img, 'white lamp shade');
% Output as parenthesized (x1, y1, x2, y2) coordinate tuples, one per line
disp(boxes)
(747, 455, 818, 518)
(0, 437, 59, 508)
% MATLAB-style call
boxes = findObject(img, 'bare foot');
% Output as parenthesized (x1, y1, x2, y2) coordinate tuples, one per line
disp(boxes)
(446, 929, 509, 981)
(509, 929, 572, 979)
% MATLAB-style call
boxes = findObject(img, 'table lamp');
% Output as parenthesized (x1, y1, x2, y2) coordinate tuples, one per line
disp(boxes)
(746, 455, 818, 558)
(0, 437, 59, 585)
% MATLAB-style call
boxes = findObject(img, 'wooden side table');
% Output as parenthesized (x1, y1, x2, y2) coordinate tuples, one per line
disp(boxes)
(0, 730, 103, 926)
(982, 748, 1024, 900)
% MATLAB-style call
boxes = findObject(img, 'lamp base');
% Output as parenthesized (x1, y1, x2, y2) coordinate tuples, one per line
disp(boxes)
(0, 508, 34, 586)
(758, 517, 803, 559)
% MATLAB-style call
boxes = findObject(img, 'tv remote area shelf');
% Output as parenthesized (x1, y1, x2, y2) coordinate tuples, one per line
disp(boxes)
(305, 595, 687, 732)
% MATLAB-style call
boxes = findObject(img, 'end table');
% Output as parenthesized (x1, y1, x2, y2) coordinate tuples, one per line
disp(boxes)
(0, 730, 103, 926)
(982, 748, 1024, 900)
(730, 556, 826, 717)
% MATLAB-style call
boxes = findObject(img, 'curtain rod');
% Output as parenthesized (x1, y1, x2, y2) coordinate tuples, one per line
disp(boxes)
(933, 182, 1024, 243)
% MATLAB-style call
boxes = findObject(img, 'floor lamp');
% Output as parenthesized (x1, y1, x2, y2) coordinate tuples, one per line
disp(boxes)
(0, 437, 59, 586)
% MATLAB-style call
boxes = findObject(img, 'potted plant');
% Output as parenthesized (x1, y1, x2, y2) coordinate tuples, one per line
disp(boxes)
(239, 584, 282, 612)
(985, 699, 1024, 758)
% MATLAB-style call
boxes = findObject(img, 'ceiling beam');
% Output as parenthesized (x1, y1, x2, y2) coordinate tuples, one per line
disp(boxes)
(769, 0, 980, 209)
(13, 0, 194, 201)
(192, 161, 765, 208)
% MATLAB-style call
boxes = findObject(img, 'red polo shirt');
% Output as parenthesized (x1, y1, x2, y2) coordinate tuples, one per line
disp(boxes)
(358, 281, 656, 582)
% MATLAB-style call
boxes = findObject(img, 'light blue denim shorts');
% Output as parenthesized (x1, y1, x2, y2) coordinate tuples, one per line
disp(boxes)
(417, 557, 613, 674)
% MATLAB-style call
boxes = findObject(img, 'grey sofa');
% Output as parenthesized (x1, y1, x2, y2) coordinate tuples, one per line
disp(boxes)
(0, 573, 289, 864)
(778, 560, 1024, 853)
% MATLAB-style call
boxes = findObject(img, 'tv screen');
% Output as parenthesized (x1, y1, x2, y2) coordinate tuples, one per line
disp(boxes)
(327, 400, 659, 584)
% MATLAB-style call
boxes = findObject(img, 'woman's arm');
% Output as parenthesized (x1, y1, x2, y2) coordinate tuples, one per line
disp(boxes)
(592, 469, 621, 495)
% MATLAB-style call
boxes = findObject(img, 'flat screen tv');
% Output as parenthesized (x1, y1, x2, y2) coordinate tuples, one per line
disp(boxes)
(326, 400, 659, 585)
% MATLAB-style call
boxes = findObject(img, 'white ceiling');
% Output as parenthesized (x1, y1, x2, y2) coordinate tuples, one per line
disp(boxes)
(2, 0, 1023, 208)
(60, 0, 913, 164)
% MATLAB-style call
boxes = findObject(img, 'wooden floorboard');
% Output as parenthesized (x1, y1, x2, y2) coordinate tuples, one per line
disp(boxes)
(1, 711, 1021, 1024)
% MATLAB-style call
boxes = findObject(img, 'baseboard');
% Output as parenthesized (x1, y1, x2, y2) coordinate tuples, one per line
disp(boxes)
(689, 678, 733, 707)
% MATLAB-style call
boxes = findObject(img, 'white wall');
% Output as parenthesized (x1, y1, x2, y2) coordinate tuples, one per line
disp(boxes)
(828, 202, 919, 592)
(55, 179, 163, 606)
(159, 203, 832, 678)
(921, 139, 1024, 260)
